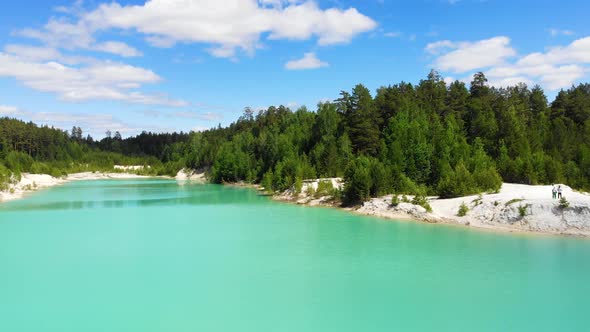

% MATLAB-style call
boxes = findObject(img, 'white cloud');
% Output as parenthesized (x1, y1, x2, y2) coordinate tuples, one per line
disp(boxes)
(55, 0, 376, 58)
(3, 44, 61, 62)
(548, 28, 574, 37)
(17, 18, 142, 58)
(173, 111, 223, 121)
(2, 106, 178, 137)
(192, 125, 212, 132)
(427, 35, 590, 90)
(384, 31, 401, 38)
(197, 112, 223, 121)
(425, 40, 455, 54)
(30, 112, 128, 132)
(4, 44, 99, 65)
(93, 41, 143, 57)
(486, 76, 534, 89)
(517, 37, 590, 66)
(443, 76, 455, 85)
(138, 109, 224, 121)
(285, 52, 328, 70)
(0, 52, 186, 106)
(0, 106, 134, 136)
(18, 1, 375, 59)
(427, 36, 516, 72)
(0, 105, 21, 115)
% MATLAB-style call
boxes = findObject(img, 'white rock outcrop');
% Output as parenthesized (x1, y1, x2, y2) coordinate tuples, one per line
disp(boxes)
(277, 180, 590, 236)
(175, 168, 206, 183)
(359, 183, 590, 236)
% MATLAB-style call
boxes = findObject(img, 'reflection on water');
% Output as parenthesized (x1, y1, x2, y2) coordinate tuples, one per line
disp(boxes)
(0, 180, 264, 212)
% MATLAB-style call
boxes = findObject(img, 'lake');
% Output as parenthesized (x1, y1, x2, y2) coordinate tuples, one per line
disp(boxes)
(1, 179, 589, 331)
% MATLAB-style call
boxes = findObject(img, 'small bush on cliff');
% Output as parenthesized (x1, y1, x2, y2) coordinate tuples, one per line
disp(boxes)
(315, 180, 334, 198)
(518, 204, 530, 218)
(293, 177, 303, 195)
(391, 194, 400, 207)
(411, 191, 432, 213)
(558, 197, 570, 209)
(457, 203, 469, 217)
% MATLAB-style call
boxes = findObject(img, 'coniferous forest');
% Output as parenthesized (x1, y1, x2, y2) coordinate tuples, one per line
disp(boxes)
(2, 71, 590, 205)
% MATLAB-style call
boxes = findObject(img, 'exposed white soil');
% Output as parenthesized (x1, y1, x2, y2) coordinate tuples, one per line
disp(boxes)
(175, 168, 207, 183)
(274, 178, 343, 206)
(277, 180, 590, 237)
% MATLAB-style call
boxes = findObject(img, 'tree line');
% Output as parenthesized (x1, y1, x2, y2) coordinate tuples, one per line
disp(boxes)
(0, 118, 173, 189)
(170, 71, 590, 205)
(2, 71, 590, 205)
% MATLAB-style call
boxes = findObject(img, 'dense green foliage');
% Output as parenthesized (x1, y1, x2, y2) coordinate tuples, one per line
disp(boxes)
(457, 203, 469, 217)
(165, 72, 589, 205)
(3, 71, 590, 207)
(0, 118, 170, 188)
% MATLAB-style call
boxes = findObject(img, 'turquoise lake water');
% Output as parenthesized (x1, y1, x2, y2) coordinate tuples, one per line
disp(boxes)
(1, 179, 589, 332)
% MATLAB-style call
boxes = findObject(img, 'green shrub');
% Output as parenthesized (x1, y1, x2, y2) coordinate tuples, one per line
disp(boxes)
(471, 194, 483, 206)
(330, 188, 343, 201)
(412, 192, 432, 212)
(5, 151, 34, 173)
(473, 166, 503, 194)
(31, 162, 50, 174)
(391, 168, 419, 195)
(0, 164, 12, 191)
(315, 180, 334, 198)
(342, 157, 371, 206)
(306, 185, 316, 197)
(518, 204, 530, 218)
(457, 202, 469, 217)
(293, 177, 303, 195)
(261, 171, 274, 193)
(391, 194, 400, 207)
(49, 167, 67, 178)
(505, 198, 524, 206)
(559, 197, 570, 209)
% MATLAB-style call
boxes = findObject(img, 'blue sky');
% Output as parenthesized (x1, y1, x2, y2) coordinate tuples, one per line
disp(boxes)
(0, 0, 589, 138)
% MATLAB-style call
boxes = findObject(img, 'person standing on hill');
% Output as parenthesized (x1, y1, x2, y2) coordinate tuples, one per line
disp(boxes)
(552, 185, 557, 199)
(557, 185, 563, 199)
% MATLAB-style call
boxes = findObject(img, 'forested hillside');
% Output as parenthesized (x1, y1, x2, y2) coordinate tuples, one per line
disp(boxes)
(172, 71, 590, 204)
(2, 71, 590, 205)
(0, 118, 165, 189)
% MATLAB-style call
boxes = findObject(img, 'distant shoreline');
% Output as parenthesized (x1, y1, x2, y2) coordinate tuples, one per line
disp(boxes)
(4, 171, 590, 238)
(0, 168, 212, 204)
(0, 172, 165, 203)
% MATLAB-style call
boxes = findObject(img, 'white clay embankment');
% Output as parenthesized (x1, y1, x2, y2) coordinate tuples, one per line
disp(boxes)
(276, 179, 590, 236)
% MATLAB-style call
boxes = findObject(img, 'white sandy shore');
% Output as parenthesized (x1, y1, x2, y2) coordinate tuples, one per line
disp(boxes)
(1, 168, 207, 203)
(5, 170, 590, 236)
(174, 168, 207, 183)
(0, 172, 155, 203)
(277, 179, 590, 237)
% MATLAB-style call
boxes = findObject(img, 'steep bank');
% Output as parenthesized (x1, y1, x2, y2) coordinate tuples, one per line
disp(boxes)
(275, 180, 590, 236)
(175, 168, 207, 183)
